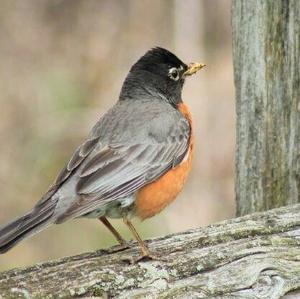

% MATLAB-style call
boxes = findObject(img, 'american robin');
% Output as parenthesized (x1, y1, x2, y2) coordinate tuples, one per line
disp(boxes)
(0, 47, 205, 262)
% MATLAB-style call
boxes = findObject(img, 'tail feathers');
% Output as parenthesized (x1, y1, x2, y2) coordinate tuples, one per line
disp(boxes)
(0, 201, 56, 254)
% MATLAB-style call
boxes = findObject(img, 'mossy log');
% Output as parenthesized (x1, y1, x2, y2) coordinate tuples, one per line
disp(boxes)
(0, 204, 299, 298)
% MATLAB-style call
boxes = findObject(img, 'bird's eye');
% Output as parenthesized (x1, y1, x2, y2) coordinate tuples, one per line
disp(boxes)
(168, 67, 180, 81)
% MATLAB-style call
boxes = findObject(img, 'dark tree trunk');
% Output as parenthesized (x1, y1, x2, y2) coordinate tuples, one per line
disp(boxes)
(232, 0, 300, 216)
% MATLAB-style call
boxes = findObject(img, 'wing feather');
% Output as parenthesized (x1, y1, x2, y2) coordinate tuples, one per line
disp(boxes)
(57, 119, 190, 222)
(35, 137, 99, 208)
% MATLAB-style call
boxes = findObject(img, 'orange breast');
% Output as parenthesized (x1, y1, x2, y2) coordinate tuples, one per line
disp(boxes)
(135, 103, 194, 219)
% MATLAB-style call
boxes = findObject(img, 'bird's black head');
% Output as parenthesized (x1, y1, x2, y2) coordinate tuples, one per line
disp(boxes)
(119, 47, 205, 107)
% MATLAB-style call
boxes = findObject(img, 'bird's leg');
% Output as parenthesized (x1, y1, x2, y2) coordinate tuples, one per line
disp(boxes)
(123, 217, 159, 263)
(99, 216, 129, 252)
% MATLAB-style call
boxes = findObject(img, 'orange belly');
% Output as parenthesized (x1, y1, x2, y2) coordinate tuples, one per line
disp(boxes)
(135, 103, 194, 219)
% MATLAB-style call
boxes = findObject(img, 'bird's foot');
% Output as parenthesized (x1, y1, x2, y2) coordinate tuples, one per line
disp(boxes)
(122, 251, 162, 264)
(105, 242, 130, 254)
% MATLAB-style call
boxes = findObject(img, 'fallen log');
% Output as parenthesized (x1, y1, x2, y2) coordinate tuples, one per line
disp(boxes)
(0, 204, 299, 298)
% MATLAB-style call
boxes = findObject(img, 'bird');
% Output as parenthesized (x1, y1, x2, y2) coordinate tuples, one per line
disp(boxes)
(0, 47, 205, 262)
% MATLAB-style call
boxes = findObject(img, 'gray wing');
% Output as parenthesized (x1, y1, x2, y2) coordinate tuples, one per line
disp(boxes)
(55, 106, 190, 222)
(35, 136, 100, 209)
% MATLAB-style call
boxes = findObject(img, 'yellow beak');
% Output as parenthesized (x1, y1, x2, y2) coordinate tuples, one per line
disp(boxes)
(183, 62, 206, 77)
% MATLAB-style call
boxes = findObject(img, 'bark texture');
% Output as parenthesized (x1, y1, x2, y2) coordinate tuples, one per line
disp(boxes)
(232, 0, 300, 216)
(0, 204, 299, 299)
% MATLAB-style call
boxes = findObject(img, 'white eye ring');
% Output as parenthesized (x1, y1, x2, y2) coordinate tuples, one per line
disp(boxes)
(168, 67, 180, 81)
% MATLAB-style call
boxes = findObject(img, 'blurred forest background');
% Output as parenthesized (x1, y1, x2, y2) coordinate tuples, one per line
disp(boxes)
(0, 0, 234, 271)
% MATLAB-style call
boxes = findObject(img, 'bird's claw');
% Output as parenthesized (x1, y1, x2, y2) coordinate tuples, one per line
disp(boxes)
(122, 251, 162, 264)
(105, 243, 129, 254)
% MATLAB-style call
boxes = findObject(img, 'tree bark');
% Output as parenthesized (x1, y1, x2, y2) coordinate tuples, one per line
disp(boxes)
(232, 0, 300, 216)
(0, 204, 299, 299)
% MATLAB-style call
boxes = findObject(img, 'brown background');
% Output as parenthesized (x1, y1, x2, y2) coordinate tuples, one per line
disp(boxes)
(0, 0, 234, 271)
